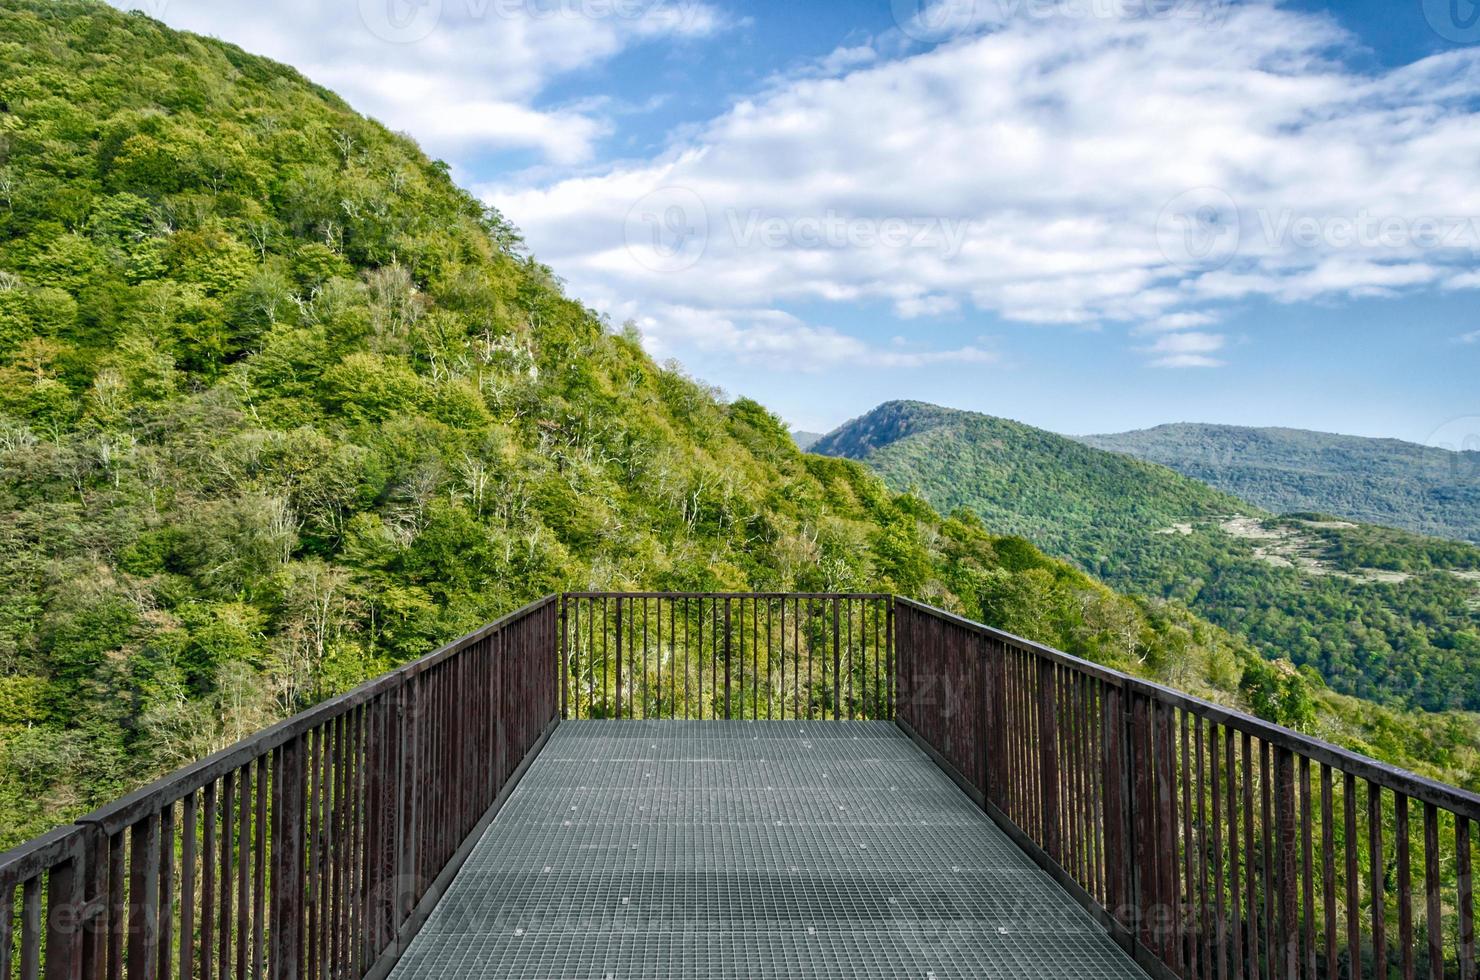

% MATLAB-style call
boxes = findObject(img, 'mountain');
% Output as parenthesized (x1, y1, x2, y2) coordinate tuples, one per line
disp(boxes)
(814, 401, 1480, 715)
(0, 2, 1474, 845)
(812, 401, 1253, 557)
(792, 430, 825, 451)
(1083, 423, 1480, 543)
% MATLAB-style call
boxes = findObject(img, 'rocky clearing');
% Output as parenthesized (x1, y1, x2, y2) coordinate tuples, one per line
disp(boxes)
(1160, 516, 1480, 595)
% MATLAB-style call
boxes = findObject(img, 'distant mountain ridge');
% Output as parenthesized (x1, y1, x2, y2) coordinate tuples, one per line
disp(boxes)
(812, 401, 1480, 714)
(1082, 423, 1480, 544)
(812, 401, 1255, 555)
(791, 430, 825, 451)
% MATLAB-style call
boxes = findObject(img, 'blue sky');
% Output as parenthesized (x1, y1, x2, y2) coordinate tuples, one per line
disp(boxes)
(115, 0, 1479, 443)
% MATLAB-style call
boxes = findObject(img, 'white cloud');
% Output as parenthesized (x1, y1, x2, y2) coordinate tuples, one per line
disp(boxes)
(110, 0, 727, 163)
(120, 0, 1480, 373)
(1151, 353, 1225, 369)
(624, 301, 997, 371)
(488, 2, 1480, 368)
(1141, 312, 1221, 333)
(894, 294, 961, 319)
(1143, 331, 1226, 368)
(811, 45, 877, 77)
(1458, 330, 1480, 345)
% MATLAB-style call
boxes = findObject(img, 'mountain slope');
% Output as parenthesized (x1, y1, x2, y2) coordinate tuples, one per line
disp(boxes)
(0, 2, 1474, 845)
(815, 402, 1480, 714)
(1083, 423, 1480, 543)
(791, 430, 824, 451)
(813, 401, 1255, 558)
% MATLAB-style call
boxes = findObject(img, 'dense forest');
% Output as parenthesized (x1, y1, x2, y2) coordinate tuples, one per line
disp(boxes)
(813, 401, 1480, 712)
(1083, 423, 1480, 543)
(0, 2, 1476, 849)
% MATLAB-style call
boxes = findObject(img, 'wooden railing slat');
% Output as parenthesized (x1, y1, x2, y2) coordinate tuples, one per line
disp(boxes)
(5, 591, 1478, 980)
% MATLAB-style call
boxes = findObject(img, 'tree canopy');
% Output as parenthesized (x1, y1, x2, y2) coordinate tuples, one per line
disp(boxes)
(0, 2, 1475, 847)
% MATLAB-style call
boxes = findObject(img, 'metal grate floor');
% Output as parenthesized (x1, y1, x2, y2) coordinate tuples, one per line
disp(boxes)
(388, 720, 1150, 979)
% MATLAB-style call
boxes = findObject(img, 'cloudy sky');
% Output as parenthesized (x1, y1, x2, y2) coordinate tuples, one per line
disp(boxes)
(111, 0, 1480, 443)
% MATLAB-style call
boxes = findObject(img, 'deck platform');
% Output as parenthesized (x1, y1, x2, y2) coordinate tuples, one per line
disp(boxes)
(388, 720, 1150, 979)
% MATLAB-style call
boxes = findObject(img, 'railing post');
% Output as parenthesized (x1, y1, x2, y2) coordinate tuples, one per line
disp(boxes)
(559, 595, 568, 720)
(494, 628, 507, 791)
(79, 826, 106, 980)
(1155, 702, 1178, 971)
(1126, 686, 1151, 951)
(1275, 746, 1299, 980)
(895, 602, 911, 726)
(980, 635, 994, 806)
(44, 833, 85, 980)
(548, 599, 560, 723)
(1037, 658, 1061, 865)
(126, 816, 159, 980)
(1101, 684, 1134, 943)
(886, 598, 895, 720)
(723, 598, 732, 720)
(614, 598, 623, 720)
(398, 677, 420, 930)
(832, 599, 842, 721)
(271, 734, 305, 980)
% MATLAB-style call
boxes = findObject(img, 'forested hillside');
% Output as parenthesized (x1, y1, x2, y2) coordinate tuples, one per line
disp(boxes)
(1083, 423, 1480, 543)
(0, 2, 1475, 848)
(814, 402, 1480, 713)
(811, 401, 1251, 556)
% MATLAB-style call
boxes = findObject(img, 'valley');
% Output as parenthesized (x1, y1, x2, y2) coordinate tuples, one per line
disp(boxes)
(809, 401, 1480, 715)
(1084, 423, 1480, 543)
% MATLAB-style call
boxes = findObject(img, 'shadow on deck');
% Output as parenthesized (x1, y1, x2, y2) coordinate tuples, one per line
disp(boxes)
(388, 721, 1149, 980)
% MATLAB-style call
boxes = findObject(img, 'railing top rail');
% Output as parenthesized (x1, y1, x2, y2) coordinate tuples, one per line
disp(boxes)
(0, 822, 87, 890)
(564, 591, 894, 600)
(22, 590, 1479, 853)
(73, 594, 559, 836)
(895, 594, 1480, 822)
(895, 596, 1130, 688)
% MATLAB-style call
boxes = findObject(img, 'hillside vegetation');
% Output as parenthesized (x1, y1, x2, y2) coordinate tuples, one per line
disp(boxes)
(0, 2, 1475, 846)
(1083, 423, 1480, 543)
(814, 402, 1480, 713)
(812, 401, 1251, 557)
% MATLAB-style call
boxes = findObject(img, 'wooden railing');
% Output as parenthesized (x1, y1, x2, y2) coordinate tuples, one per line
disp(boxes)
(560, 593, 893, 721)
(7, 591, 1477, 980)
(0, 596, 557, 980)
(895, 596, 1480, 980)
